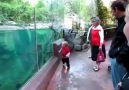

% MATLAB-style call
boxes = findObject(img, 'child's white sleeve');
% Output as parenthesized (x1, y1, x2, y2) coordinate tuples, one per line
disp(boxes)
(58, 48, 62, 53)
(66, 52, 70, 57)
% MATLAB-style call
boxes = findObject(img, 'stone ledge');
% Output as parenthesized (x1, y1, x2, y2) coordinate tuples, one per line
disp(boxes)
(20, 38, 64, 90)
(21, 56, 60, 90)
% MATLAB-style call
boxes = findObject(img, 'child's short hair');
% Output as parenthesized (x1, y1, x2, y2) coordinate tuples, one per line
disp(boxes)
(62, 41, 69, 46)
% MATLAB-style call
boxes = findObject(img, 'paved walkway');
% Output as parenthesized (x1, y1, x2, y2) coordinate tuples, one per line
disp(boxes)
(47, 40, 114, 90)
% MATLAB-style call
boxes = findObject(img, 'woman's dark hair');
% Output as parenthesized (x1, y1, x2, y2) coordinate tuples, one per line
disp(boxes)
(111, 1, 126, 11)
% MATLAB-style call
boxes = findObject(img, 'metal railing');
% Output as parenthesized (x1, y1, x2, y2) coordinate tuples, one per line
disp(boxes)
(104, 27, 116, 40)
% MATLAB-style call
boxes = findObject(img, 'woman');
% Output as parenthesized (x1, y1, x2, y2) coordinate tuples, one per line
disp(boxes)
(90, 17, 106, 71)
(87, 17, 96, 58)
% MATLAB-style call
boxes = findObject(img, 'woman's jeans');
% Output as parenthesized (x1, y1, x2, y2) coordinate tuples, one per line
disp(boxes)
(111, 58, 127, 90)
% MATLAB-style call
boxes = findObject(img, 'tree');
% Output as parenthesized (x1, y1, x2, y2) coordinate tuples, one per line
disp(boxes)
(96, 0, 115, 27)
(0, 0, 13, 3)
(0, 0, 98, 24)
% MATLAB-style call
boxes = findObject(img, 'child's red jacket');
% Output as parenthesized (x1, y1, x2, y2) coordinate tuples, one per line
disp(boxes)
(62, 47, 70, 58)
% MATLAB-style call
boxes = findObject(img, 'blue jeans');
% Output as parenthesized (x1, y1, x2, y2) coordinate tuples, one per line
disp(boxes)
(111, 58, 127, 90)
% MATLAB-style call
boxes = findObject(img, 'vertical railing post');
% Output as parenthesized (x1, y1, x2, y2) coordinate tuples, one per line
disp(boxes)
(34, 7, 39, 70)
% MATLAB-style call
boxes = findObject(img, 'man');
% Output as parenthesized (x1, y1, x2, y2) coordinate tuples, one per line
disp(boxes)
(116, 5, 129, 89)
(109, 1, 127, 89)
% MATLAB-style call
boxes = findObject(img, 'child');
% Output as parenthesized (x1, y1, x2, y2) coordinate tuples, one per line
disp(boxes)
(59, 41, 70, 69)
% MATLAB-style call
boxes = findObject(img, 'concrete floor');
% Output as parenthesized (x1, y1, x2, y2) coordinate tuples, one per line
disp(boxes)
(47, 40, 114, 90)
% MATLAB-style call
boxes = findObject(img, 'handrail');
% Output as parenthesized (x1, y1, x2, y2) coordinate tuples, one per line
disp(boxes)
(104, 27, 116, 30)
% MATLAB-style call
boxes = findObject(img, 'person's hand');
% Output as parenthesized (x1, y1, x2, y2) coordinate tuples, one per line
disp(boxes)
(58, 48, 62, 53)
(58, 51, 61, 53)
(117, 82, 122, 90)
(99, 44, 102, 50)
(66, 52, 70, 57)
(99, 46, 102, 49)
(87, 41, 90, 44)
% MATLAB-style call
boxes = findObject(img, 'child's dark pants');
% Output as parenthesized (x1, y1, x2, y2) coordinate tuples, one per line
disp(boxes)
(62, 58, 70, 69)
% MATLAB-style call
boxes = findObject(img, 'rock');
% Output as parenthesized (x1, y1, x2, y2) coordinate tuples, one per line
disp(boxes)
(73, 34, 83, 45)
(74, 45, 82, 51)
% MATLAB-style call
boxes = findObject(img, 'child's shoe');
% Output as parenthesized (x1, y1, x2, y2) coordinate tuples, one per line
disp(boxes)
(63, 64, 65, 67)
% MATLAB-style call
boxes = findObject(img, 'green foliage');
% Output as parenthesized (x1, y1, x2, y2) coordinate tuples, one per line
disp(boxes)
(96, 0, 115, 27)
(0, 2, 31, 23)
(0, 0, 97, 23)
(50, 0, 64, 22)
(70, 0, 80, 14)
(64, 0, 94, 21)
(0, 0, 51, 23)
(0, 0, 13, 3)
(80, 3, 92, 21)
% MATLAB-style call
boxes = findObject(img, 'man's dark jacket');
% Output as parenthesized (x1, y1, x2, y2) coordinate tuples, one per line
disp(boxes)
(117, 42, 129, 72)
(109, 16, 127, 62)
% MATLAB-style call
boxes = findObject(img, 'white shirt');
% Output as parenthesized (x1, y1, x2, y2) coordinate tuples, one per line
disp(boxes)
(87, 26, 92, 42)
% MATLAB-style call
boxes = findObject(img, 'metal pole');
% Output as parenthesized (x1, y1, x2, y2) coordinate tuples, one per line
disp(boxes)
(78, 0, 80, 33)
(91, 0, 95, 17)
(51, 0, 53, 27)
(34, 7, 39, 70)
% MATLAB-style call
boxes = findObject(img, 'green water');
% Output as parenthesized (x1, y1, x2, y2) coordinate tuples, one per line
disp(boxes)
(0, 28, 61, 90)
